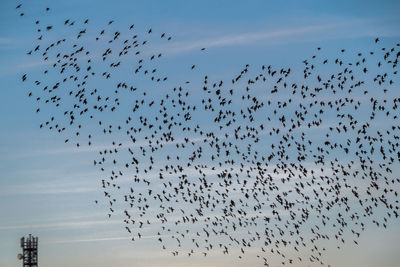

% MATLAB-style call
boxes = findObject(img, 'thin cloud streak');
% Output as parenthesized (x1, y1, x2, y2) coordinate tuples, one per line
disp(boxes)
(159, 17, 400, 55)
(167, 24, 337, 53)
(0, 179, 98, 196)
(45, 236, 130, 244)
(0, 20, 368, 76)
(45, 233, 172, 244)
(0, 37, 16, 45)
(0, 219, 120, 231)
(158, 22, 357, 55)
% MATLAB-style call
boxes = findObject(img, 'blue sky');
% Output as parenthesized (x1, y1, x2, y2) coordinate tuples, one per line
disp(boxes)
(1, 0, 400, 266)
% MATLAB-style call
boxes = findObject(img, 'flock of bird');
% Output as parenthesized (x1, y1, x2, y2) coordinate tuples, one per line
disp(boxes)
(15, 3, 400, 266)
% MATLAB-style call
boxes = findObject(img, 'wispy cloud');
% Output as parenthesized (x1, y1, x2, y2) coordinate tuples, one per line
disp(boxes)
(0, 19, 376, 76)
(0, 219, 120, 231)
(156, 17, 400, 55)
(44, 232, 172, 244)
(0, 178, 97, 196)
(45, 236, 131, 244)
(0, 37, 16, 45)
(160, 24, 338, 54)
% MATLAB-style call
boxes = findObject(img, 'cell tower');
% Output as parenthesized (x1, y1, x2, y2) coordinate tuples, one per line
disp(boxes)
(18, 234, 38, 267)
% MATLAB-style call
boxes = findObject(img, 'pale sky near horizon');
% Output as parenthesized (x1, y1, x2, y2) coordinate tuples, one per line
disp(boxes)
(1, 0, 400, 266)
